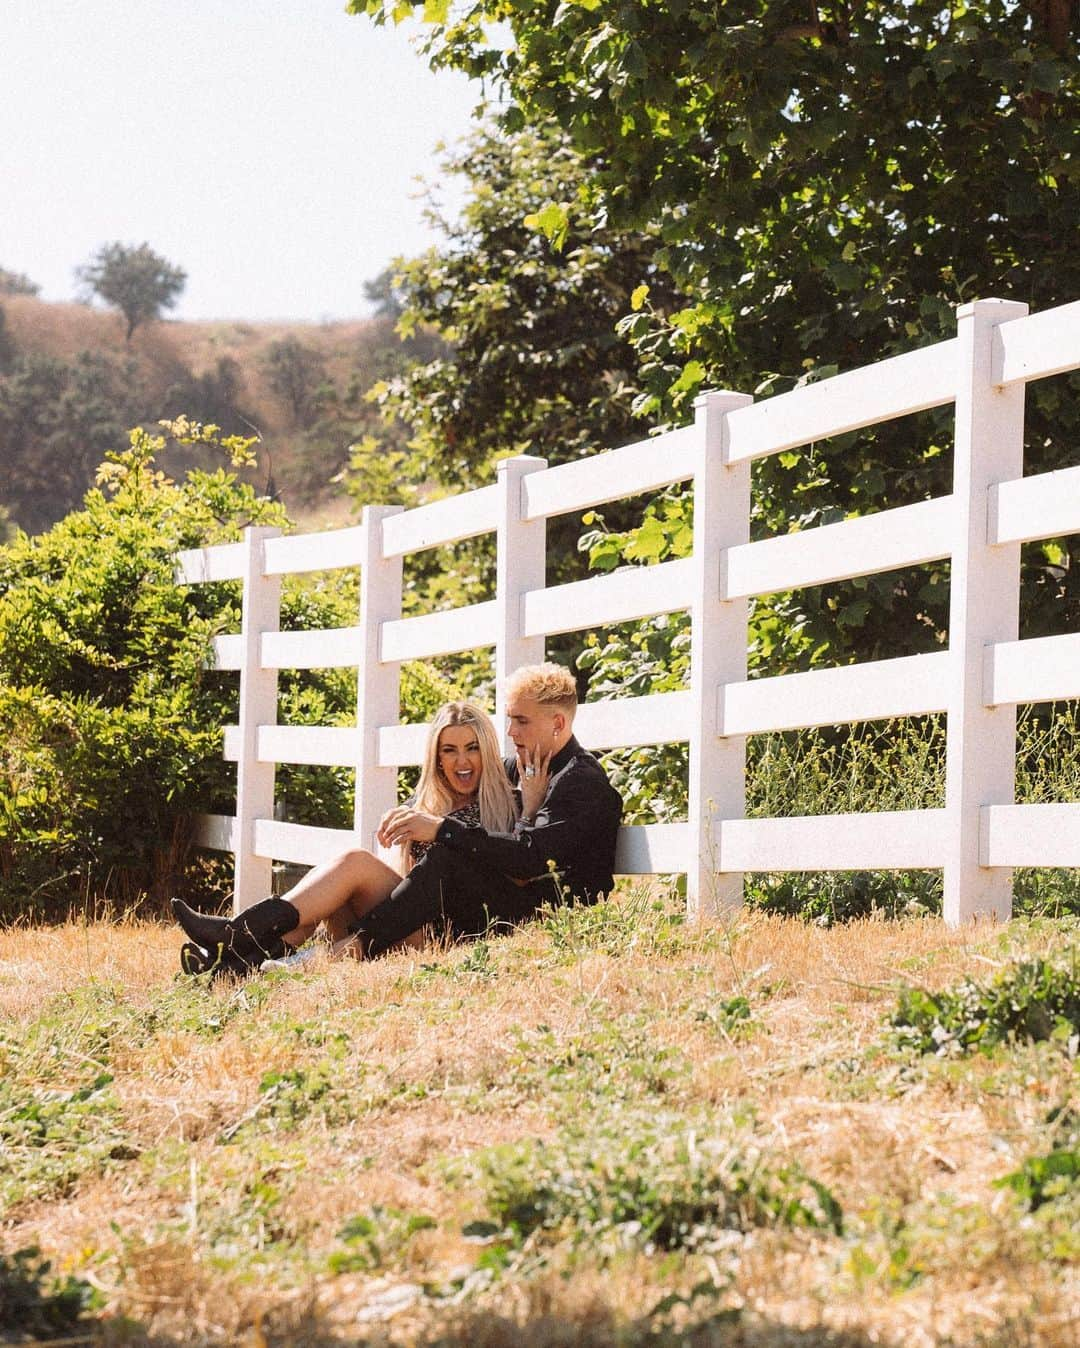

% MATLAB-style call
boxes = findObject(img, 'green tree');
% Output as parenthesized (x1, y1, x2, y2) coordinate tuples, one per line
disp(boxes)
(0, 424, 278, 914)
(368, 124, 672, 491)
(76, 241, 187, 340)
(356, 1, 1075, 402)
(355, 0, 1079, 665)
(350, 124, 679, 661)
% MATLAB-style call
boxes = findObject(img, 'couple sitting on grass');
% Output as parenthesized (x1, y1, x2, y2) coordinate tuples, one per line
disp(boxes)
(172, 663, 624, 977)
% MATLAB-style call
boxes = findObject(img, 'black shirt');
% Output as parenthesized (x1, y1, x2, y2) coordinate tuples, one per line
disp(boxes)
(434, 735, 623, 900)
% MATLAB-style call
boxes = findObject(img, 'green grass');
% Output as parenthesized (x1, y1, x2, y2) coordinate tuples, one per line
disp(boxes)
(2, 906, 1079, 1345)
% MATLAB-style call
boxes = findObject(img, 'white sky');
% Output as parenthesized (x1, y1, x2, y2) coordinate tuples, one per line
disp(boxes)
(1, 1, 482, 322)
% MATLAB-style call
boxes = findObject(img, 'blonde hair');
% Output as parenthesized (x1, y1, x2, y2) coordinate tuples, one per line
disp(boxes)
(404, 703, 517, 870)
(505, 662, 578, 714)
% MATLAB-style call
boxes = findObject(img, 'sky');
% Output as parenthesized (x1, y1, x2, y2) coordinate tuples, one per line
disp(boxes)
(1, 2, 483, 323)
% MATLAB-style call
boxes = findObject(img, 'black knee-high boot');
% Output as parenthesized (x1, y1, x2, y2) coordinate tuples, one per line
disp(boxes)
(172, 896, 299, 972)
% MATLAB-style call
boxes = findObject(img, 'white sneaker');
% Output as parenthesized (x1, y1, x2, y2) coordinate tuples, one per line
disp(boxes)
(260, 944, 322, 973)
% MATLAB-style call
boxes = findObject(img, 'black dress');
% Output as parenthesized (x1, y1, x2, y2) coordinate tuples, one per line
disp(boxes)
(408, 800, 482, 864)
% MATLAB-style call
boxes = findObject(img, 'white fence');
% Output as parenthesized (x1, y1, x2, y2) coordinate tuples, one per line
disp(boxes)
(177, 297, 1080, 925)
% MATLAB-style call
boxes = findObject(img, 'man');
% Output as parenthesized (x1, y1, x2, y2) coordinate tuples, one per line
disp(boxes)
(173, 662, 623, 970)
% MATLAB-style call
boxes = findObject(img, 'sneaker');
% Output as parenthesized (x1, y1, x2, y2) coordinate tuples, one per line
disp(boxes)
(260, 944, 322, 973)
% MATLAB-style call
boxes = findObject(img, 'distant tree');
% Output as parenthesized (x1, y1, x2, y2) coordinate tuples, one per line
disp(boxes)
(261, 336, 328, 426)
(363, 268, 406, 321)
(0, 267, 39, 298)
(0, 350, 146, 534)
(76, 242, 187, 341)
(163, 356, 250, 434)
(0, 306, 16, 375)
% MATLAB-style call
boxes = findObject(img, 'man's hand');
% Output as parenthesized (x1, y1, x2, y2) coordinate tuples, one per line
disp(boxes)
(516, 743, 551, 822)
(377, 806, 444, 849)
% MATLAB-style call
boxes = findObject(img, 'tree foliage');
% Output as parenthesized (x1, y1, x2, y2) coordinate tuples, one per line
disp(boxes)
(76, 241, 187, 340)
(0, 424, 280, 914)
(367, 124, 674, 490)
(357, 0, 1076, 398)
(355, 0, 1079, 666)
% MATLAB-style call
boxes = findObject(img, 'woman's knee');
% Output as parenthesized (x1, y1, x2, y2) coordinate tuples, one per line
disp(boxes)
(335, 846, 378, 878)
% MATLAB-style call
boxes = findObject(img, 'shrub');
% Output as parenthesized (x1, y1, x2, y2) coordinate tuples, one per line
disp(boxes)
(0, 423, 426, 920)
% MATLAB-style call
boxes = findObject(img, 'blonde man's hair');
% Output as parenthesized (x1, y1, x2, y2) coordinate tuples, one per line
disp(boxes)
(505, 662, 578, 714)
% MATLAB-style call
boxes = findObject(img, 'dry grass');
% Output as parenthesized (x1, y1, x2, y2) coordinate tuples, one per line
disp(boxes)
(1, 900, 1078, 1347)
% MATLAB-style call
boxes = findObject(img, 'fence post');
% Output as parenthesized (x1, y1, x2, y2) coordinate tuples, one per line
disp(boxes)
(494, 456, 548, 745)
(356, 504, 405, 852)
(234, 525, 281, 914)
(688, 390, 754, 917)
(944, 297, 1028, 924)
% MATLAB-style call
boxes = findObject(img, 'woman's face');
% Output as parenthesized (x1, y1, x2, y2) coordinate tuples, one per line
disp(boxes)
(437, 724, 484, 798)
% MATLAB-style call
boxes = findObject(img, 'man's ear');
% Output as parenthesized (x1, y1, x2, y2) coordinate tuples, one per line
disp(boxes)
(552, 712, 566, 738)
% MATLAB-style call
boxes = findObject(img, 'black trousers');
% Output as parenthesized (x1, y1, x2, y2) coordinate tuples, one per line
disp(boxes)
(358, 845, 563, 958)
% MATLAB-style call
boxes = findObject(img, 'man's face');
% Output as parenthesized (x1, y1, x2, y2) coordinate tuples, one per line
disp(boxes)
(506, 695, 562, 757)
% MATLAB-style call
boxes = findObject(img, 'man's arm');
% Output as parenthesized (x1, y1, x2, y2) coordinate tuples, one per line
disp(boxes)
(435, 765, 618, 882)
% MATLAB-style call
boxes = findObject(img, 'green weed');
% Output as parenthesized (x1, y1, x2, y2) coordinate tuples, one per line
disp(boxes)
(994, 1101, 1080, 1257)
(222, 1060, 357, 1139)
(998, 1148, 1080, 1211)
(693, 994, 755, 1039)
(0, 1071, 135, 1209)
(454, 1111, 843, 1256)
(328, 1206, 437, 1274)
(506, 1018, 691, 1112)
(890, 949, 1080, 1055)
(538, 889, 689, 961)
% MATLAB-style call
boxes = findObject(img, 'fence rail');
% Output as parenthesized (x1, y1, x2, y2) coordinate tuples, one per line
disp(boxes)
(177, 297, 1080, 924)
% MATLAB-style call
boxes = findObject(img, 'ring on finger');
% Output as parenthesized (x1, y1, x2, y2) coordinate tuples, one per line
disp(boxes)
(524, 765, 537, 779)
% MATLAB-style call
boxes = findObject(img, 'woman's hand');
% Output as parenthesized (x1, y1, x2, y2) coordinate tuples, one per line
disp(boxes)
(516, 744, 551, 823)
(377, 806, 443, 849)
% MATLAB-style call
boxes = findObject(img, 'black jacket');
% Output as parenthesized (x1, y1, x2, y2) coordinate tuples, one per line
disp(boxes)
(434, 735, 623, 900)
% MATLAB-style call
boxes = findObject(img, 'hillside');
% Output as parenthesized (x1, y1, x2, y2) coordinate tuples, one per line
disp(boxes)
(2, 903, 1078, 1346)
(3, 293, 382, 403)
(0, 293, 409, 534)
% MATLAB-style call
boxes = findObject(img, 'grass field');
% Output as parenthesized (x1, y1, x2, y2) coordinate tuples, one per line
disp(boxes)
(2, 897, 1078, 1346)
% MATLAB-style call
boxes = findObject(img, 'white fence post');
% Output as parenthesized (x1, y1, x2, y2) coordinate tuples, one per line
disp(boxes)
(495, 456, 548, 744)
(234, 525, 281, 914)
(688, 390, 754, 916)
(356, 504, 405, 852)
(944, 298, 1028, 923)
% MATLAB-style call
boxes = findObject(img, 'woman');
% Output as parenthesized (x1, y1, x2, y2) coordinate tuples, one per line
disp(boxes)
(172, 701, 527, 976)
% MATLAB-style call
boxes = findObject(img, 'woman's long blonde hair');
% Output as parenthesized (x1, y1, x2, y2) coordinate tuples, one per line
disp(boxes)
(407, 702, 517, 862)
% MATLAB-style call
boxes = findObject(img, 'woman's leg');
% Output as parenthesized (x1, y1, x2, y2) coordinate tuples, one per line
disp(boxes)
(279, 848, 402, 947)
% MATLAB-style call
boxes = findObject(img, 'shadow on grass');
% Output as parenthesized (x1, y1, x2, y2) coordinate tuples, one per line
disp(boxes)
(74, 1316, 886, 1348)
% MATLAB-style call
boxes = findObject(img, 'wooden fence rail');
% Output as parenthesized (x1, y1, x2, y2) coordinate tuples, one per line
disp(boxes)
(177, 297, 1080, 924)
